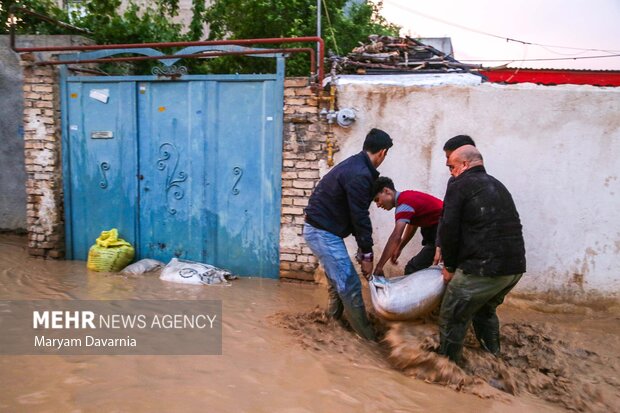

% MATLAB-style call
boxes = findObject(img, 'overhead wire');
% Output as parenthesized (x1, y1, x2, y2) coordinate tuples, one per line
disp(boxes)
(539, 45, 592, 57)
(388, 2, 620, 55)
(459, 53, 620, 62)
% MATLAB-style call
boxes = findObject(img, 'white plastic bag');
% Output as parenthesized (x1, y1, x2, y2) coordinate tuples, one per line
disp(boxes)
(369, 266, 446, 321)
(160, 258, 234, 285)
(120, 259, 165, 275)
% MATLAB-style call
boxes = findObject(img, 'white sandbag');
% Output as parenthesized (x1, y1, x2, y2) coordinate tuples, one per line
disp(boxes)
(160, 258, 234, 285)
(369, 266, 446, 321)
(120, 259, 165, 275)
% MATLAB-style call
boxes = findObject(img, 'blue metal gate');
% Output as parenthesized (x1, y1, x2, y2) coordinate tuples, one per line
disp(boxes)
(61, 47, 284, 277)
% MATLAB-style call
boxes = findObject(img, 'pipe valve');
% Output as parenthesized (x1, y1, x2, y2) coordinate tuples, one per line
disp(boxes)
(336, 108, 356, 127)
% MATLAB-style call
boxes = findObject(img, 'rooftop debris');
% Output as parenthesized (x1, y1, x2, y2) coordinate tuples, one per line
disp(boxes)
(333, 35, 481, 75)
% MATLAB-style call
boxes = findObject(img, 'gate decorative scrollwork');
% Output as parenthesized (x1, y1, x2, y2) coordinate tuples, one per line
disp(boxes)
(151, 65, 188, 79)
(232, 167, 243, 195)
(157, 143, 188, 215)
(99, 162, 110, 189)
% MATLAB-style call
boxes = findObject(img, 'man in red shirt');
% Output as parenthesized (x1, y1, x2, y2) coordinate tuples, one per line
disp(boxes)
(372, 177, 443, 276)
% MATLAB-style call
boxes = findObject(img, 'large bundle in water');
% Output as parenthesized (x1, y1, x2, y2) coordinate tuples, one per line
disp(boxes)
(160, 258, 234, 285)
(369, 267, 446, 321)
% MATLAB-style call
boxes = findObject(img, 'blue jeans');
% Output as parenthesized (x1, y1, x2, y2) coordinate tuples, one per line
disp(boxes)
(303, 223, 376, 340)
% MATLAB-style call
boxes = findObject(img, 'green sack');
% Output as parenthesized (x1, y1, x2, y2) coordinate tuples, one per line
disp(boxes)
(87, 228, 135, 272)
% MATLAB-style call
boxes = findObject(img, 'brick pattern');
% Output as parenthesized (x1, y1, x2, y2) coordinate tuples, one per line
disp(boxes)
(21, 53, 64, 258)
(279, 78, 327, 281)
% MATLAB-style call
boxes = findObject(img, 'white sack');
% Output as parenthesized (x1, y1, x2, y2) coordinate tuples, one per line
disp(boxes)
(160, 258, 233, 285)
(369, 266, 446, 321)
(120, 259, 165, 275)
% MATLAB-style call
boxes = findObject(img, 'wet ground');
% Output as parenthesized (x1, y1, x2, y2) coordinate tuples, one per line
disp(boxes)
(0, 234, 618, 412)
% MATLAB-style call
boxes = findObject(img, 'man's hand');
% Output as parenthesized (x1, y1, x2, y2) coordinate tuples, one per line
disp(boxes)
(433, 247, 443, 265)
(442, 266, 454, 284)
(390, 248, 402, 265)
(373, 266, 384, 277)
(361, 261, 373, 280)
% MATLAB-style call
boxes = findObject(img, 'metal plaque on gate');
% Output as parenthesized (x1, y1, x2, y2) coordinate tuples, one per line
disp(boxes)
(90, 131, 114, 139)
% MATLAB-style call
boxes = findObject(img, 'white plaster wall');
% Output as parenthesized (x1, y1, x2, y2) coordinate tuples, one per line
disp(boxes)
(331, 76, 620, 295)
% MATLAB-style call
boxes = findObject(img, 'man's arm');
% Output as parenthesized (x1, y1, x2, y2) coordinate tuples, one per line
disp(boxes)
(390, 199, 417, 264)
(346, 174, 374, 252)
(433, 247, 442, 265)
(390, 224, 418, 264)
(435, 176, 454, 266)
(345, 175, 375, 277)
(438, 184, 464, 273)
(433, 222, 442, 265)
(374, 220, 408, 276)
(398, 224, 418, 252)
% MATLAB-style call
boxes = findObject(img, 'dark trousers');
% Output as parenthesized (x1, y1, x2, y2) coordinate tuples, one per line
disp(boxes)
(404, 224, 438, 274)
(438, 269, 522, 364)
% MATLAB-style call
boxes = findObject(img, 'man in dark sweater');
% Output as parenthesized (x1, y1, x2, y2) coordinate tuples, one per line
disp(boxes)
(304, 128, 393, 341)
(438, 145, 526, 364)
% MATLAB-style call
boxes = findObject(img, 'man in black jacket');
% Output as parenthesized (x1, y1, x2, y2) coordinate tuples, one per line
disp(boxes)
(438, 145, 525, 364)
(304, 128, 393, 341)
(433, 135, 477, 265)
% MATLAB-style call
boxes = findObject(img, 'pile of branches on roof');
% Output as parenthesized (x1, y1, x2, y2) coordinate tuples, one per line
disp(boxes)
(333, 35, 479, 74)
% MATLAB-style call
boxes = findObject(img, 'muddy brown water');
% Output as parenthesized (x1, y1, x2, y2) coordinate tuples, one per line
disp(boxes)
(0, 234, 618, 412)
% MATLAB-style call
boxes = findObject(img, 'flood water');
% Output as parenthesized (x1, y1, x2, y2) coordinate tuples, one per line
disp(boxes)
(0, 234, 618, 412)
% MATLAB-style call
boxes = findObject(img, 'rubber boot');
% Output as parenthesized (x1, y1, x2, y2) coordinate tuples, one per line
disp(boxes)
(474, 323, 501, 356)
(473, 314, 501, 356)
(326, 283, 344, 320)
(343, 302, 376, 341)
(439, 340, 464, 366)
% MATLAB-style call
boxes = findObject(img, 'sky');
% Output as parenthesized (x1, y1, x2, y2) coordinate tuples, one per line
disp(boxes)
(377, 0, 620, 70)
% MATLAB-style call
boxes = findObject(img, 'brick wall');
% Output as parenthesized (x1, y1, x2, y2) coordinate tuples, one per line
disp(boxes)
(279, 78, 329, 282)
(20, 54, 65, 258)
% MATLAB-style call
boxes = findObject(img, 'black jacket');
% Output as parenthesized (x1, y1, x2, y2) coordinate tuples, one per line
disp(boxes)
(304, 151, 379, 253)
(439, 165, 526, 276)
